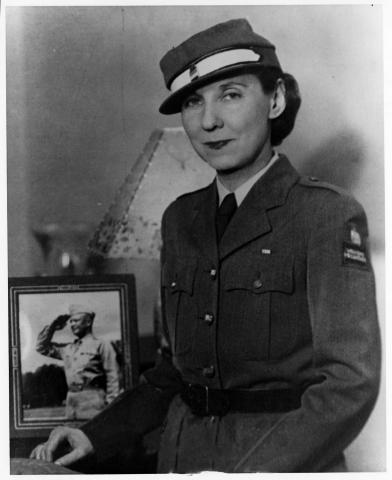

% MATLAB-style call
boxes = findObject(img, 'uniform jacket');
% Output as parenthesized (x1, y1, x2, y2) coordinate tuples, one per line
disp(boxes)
(36, 328, 120, 403)
(82, 155, 381, 472)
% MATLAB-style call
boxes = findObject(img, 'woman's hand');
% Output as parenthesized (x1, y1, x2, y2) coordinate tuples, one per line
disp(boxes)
(29, 426, 94, 467)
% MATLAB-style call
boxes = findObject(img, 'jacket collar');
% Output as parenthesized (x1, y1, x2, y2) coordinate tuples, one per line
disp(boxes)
(190, 155, 300, 262)
(190, 180, 220, 262)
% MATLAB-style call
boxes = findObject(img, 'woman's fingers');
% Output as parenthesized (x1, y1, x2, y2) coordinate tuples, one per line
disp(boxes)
(29, 427, 94, 466)
(29, 427, 69, 463)
(29, 443, 45, 460)
(54, 428, 95, 467)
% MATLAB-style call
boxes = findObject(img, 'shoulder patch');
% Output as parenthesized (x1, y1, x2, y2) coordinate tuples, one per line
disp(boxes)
(342, 221, 369, 269)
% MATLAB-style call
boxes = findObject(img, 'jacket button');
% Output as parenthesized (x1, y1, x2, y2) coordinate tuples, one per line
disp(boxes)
(170, 281, 177, 289)
(253, 279, 263, 289)
(202, 365, 215, 378)
(203, 313, 214, 325)
(209, 268, 217, 278)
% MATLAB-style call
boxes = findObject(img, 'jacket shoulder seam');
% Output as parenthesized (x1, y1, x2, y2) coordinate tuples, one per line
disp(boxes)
(298, 176, 348, 196)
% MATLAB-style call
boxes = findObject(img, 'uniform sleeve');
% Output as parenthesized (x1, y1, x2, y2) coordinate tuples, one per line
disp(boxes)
(98, 341, 120, 403)
(80, 208, 184, 465)
(235, 195, 381, 472)
(36, 324, 65, 360)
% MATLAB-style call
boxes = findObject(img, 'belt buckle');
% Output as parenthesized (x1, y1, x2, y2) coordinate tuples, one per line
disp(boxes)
(186, 384, 209, 416)
(185, 384, 230, 417)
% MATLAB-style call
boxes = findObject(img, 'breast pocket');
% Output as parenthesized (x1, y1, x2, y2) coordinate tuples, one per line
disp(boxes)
(75, 349, 98, 369)
(79, 350, 97, 359)
(223, 254, 296, 361)
(162, 259, 197, 356)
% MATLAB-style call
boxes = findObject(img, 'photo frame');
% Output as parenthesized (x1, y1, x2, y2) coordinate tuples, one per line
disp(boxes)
(9, 274, 139, 438)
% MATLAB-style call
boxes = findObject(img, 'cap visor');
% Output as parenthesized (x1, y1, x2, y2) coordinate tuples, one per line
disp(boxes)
(159, 62, 270, 115)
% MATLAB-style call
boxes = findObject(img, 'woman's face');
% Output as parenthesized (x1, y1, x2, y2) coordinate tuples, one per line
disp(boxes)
(181, 73, 274, 178)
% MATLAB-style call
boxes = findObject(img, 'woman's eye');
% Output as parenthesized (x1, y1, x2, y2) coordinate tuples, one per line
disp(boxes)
(182, 96, 202, 109)
(222, 91, 241, 101)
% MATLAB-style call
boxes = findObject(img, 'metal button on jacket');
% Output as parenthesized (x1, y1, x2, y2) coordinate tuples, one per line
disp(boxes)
(209, 268, 217, 278)
(202, 365, 215, 378)
(203, 313, 214, 325)
(170, 281, 177, 289)
(253, 278, 263, 289)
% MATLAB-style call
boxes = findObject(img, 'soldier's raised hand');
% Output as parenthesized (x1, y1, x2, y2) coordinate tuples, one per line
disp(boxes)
(52, 314, 70, 330)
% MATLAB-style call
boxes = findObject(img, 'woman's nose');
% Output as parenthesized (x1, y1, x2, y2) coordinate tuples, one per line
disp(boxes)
(201, 102, 223, 131)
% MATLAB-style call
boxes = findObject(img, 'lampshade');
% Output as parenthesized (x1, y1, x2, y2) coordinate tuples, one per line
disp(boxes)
(89, 127, 214, 259)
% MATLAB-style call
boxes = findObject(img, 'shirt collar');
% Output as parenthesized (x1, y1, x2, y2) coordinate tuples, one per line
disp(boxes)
(74, 332, 93, 344)
(216, 151, 280, 206)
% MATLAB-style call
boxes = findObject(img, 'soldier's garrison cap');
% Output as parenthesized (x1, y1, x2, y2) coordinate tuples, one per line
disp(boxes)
(159, 18, 282, 114)
(68, 304, 94, 317)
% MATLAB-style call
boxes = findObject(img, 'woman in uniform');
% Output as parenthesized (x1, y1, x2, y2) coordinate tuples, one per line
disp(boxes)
(30, 18, 381, 473)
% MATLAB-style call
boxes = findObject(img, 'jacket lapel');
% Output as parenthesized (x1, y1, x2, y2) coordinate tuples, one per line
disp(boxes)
(218, 156, 300, 260)
(189, 181, 219, 262)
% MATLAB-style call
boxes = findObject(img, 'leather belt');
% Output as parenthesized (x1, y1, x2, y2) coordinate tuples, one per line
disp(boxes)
(181, 383, 303, 417)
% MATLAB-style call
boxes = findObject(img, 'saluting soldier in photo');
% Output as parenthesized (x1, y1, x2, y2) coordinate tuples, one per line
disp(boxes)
(36, 304, 120, 420)
(30, 18, 381, 472)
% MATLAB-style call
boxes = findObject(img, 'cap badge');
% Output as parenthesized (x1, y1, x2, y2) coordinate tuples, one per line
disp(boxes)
(169, 48, 261, 94)
(189, 64, 199, 82)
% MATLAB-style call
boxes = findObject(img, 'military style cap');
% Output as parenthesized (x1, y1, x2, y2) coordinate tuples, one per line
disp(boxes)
(159, 18, 282, 114)
(68, 304, 94, 317)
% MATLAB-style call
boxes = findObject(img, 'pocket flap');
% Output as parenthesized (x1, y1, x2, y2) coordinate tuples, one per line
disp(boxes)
(224, 255, 293, 294)
(162, 260, 197, 295)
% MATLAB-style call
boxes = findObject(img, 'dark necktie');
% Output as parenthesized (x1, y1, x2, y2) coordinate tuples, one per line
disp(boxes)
(216, 193, 237, 242)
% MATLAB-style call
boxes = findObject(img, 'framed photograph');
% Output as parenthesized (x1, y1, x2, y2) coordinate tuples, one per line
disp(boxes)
(9, 274, 139, 438)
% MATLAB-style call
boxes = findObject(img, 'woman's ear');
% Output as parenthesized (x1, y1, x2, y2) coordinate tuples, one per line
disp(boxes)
(269, 79, 286, 119)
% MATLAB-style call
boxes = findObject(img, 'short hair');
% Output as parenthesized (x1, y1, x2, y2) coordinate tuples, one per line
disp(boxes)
(255, 67, 301, 146)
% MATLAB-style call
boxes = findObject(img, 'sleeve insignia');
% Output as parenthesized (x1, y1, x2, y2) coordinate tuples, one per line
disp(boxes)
(349, 224, 362, 246)
(342, 222, 369, 268)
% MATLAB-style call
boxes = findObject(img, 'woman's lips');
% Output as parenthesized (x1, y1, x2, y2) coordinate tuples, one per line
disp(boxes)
(204, 139, 233, 150)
